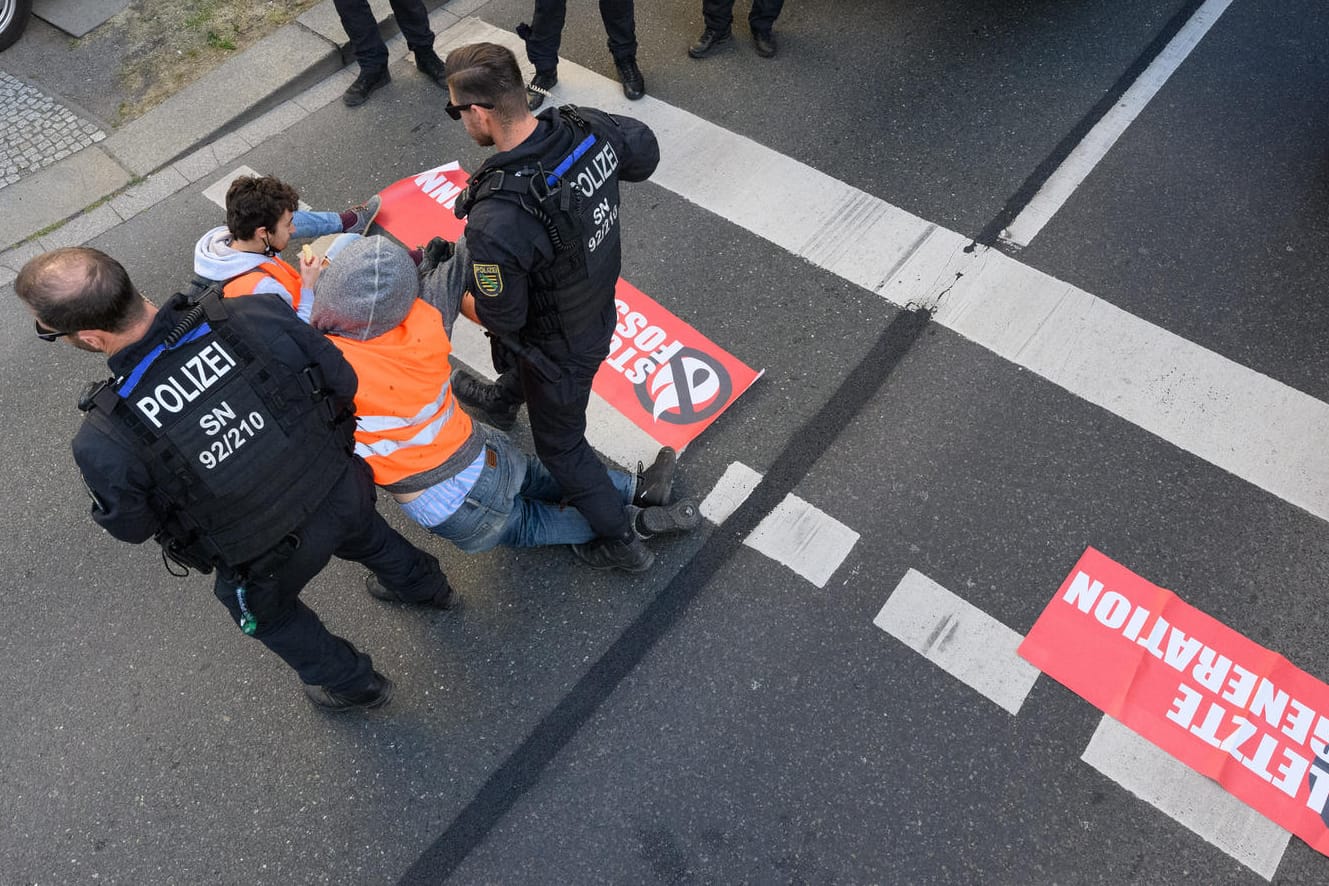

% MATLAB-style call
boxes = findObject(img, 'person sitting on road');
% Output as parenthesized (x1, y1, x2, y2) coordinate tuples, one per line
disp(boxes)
(192, 175, 379, 321)
(309, 232, 700, 566)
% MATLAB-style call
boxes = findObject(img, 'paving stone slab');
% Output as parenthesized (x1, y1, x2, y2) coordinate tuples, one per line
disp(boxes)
(0, 147, 130, 250)
(32, 0, 130, 38)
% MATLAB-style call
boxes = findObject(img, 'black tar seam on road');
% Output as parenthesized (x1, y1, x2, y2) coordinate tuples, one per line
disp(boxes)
(970, 0, 1208, 252)
(398, 305, 934, 884)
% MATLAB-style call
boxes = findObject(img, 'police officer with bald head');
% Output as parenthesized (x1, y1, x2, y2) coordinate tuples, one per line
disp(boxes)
(15, 246, 452, 713)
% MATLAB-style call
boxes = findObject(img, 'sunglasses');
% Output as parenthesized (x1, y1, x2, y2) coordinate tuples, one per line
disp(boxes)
(34, 320, 69, 342)
(445, 100, 494, 121)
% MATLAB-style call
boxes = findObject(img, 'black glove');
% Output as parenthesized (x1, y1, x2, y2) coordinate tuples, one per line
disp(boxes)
(417, 236, 455, 276)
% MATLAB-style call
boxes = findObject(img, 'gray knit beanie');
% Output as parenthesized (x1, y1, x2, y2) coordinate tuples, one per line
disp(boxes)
(310, 234, 418, 341)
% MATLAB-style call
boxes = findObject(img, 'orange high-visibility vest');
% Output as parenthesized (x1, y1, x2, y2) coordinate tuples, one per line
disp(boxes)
(222, 257, 303, 310)
(328, 299, 474, 487)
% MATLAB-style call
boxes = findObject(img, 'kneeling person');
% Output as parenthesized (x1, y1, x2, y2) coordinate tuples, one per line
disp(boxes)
(310, 234, 699, 560)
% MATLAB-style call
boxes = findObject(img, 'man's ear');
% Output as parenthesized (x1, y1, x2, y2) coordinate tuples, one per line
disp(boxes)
(73, 330, 108, 352)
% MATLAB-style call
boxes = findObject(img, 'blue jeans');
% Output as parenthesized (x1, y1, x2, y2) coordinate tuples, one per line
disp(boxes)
(423, 429, 635, 552)
(292, 210, 343, 239)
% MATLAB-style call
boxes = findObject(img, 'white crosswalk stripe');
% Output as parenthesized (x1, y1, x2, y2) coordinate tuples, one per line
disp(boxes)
(874, 569, 1040, 716)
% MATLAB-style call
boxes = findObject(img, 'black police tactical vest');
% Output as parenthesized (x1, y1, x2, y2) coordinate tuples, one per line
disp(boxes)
(81, 289, 351, 570)
(456, 106, 623, 340)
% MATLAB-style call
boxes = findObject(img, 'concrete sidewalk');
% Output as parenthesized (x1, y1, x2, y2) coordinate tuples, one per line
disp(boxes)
(0, 0, 489, 286)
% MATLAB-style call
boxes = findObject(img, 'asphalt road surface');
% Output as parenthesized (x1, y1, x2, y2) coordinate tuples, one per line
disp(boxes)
(3, 0, 1329, 883)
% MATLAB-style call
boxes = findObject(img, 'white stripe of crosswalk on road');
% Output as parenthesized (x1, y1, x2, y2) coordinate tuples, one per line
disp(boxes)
(874, 569, 1040, 716)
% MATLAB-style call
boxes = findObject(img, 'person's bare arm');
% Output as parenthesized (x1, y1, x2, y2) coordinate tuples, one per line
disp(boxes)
(460, 291, 479, 324)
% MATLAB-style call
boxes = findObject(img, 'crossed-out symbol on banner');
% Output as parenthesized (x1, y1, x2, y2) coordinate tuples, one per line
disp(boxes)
(636, 347, 733, 425)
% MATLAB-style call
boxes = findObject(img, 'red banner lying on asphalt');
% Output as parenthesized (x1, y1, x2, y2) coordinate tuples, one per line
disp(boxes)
(374, 163, 761, 450)
(1020, 547, 1329, 855)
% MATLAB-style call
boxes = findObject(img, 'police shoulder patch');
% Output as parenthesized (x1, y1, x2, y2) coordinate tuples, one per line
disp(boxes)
(473, 263, 504, 297)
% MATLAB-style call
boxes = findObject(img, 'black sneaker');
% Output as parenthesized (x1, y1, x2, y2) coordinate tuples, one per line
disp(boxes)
(572, 535, 655, 573)
(635, 500, 702, 538)
(633, 446, 677, 507)
(343, 66, 390, 107)
(344, 195, 381, 234)
(451, 367, 522, 430)
(304, 671, 395, 712)
(688, 28, 732, 59)
(364, 573, 455, 610)
(615, 58, 645, 100)
(527, 70, 557, 111)
(415, 46, 447, 86)
(753, 29, 778, 58)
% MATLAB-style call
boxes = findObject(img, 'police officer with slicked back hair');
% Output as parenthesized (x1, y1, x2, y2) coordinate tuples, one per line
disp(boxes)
(443, 41, 678, 574)
(15, 247, 453, 713)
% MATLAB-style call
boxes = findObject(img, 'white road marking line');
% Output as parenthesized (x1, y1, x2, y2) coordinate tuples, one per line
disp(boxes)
(873, 569, 1039, 715)
(203, 166, 312, 212)
(744, 493, 859, 588)
(699, 461, 764, 526)
(1082, 715, 1291, 881)
(1002, 0, 1236, 248)
(904, 231, 1329, 524)
(448, 17, 1329, 526)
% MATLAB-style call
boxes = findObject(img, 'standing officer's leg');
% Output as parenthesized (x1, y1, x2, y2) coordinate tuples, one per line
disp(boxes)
(521, 0, 566, 109)
(702, 0, 737, 33)
(334, 457, 452, 607)
(601, 0, 645, 99)
(521, 318, 652, 571)
(211, 472, 376, 699)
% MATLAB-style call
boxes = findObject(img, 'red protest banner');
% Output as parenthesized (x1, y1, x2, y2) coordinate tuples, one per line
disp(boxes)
(597, 281, 761, 450)
(373, 162, 468, 247)
(1020, 548, 1329, 855)
(372, 164, 761, 451)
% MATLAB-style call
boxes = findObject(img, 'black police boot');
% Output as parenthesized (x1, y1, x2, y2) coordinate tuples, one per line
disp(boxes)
(572, 532, 655, 573)
(415, 46, 447, 86)
(304, 671, 395, 712)
(343, 66, 390, 107)
(688, 28, 733, 59)
(527, 69, 557, 111)
(752, 29, 778, 58)
(615, 58, 645, 100)
(364, 573, 456, 610)
(634, 500, 702, 539)
(633, 446, 678, 507)
(450, 368, 522, 430)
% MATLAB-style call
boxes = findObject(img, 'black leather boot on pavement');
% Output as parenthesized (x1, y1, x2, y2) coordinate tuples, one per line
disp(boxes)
(527, 70, 557, 111)
(364, 573, 456, 610)
(304, 671, 395, 712)
(633, 446, 678, 507)
(616, 58, 645, 100)
(688, 28, 733, 59)
(450, 368, 522, 430)
(343, 66, 390, 107)
(572, 534, 655, 573)
(415, 46, 447, 86)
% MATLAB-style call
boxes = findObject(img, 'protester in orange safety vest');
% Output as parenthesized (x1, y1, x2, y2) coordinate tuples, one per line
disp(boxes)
(309, 233, 700, 571)
(192, 175, 379, 321)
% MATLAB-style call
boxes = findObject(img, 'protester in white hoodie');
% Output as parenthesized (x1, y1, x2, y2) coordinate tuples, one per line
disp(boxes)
(192, 175, 378, 321)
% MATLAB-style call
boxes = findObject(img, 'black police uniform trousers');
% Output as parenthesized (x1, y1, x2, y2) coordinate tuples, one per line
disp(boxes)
(213, 458, 444, 693)
(703, 0, 784, 33)
(333, 0, 435, 70)
(517, 303, 633, 541)
(526, 0, 638, 72)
